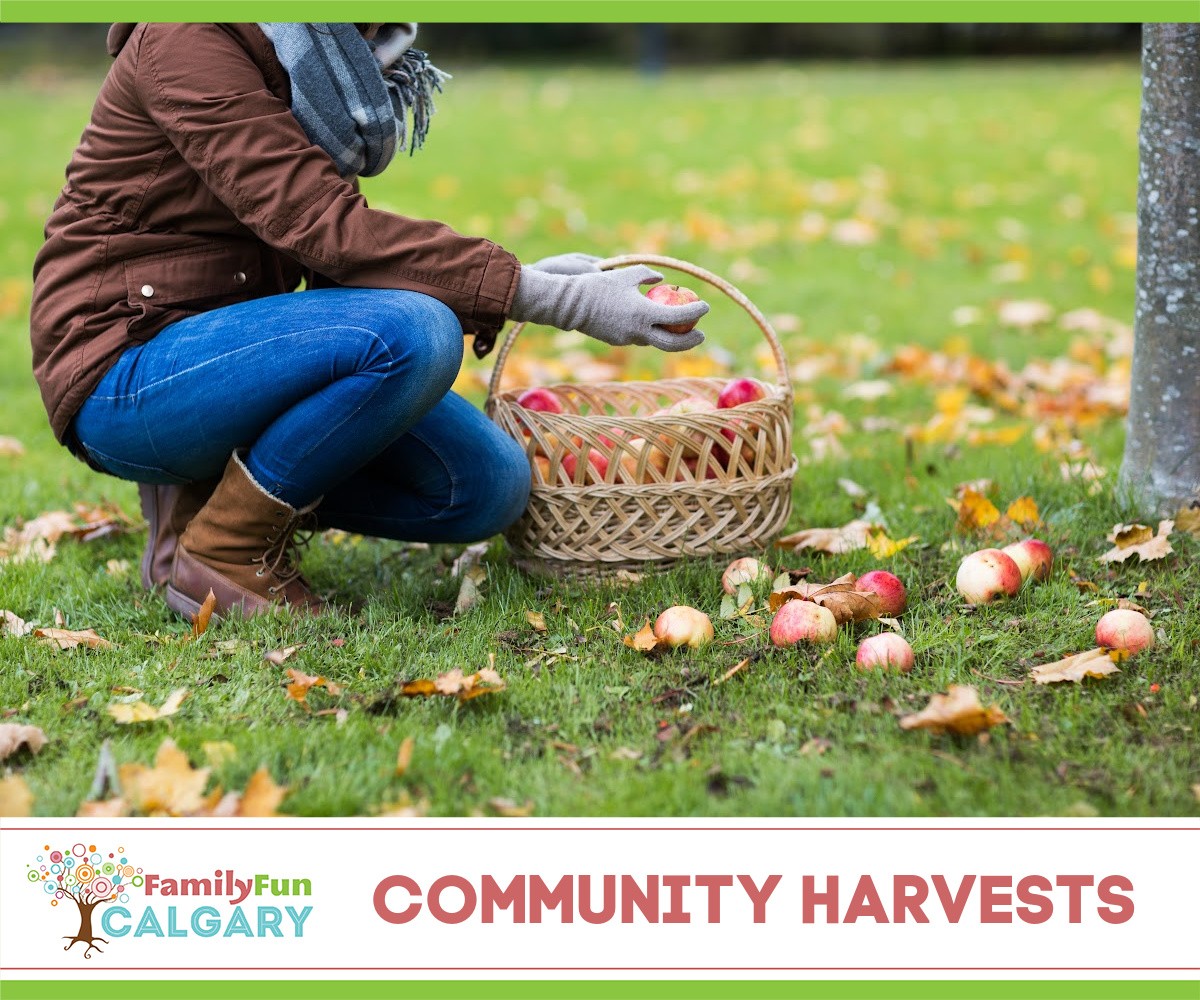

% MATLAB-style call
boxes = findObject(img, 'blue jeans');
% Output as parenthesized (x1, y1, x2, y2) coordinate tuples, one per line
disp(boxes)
(72, 288, 531, 543)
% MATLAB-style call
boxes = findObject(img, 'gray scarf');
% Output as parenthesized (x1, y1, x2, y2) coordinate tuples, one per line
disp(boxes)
(258, 22, 447, 178)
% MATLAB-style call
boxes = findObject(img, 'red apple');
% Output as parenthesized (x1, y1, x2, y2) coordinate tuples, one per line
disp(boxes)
(855, 633, 915, 672)
(722, 557, 772, 595)
(770, 600, 838, 646)
(955, 548, 1023, 604)
(653, 606, 714, 649)
(855, 570, 907, 617)
(645, 284, 702, 334)
(517, 387, 564, 414)
(717, 378, 767, 410)
(1095, 609, 1154, 655)
(562, 448, 609, 484)
(1002, 538, 1054, 583)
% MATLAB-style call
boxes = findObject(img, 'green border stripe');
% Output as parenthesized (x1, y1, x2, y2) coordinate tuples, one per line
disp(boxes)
(3, 982, 1200, 1000)
(1, 2, 1198, 23)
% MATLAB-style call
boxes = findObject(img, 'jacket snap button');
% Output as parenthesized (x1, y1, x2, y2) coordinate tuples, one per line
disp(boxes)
(140, 284, 155, 298)
(233, 271, 247, 285)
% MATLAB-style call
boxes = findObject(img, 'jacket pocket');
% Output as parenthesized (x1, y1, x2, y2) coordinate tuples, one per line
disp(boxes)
(123, 243, 263, 340)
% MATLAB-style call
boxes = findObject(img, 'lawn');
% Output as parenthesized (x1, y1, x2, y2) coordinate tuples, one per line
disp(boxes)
(1, 57, 1197, 818)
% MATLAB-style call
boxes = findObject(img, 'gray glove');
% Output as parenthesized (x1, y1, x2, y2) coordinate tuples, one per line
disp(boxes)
(528, 252, 603, 275)
(510, 264, 708, 352)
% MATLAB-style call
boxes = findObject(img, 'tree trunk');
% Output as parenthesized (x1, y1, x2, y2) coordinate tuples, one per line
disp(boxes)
(1120, 24, 1200, 513)
(63, 899, 107, 959)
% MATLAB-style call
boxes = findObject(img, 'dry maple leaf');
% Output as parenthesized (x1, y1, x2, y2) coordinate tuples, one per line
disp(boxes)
(806, 582, 883, 624)
(34, 627, 113, 651)
(190, 589, 217, 639)
(1030, 648, 1121, 685)
(0, 723, 47, 759)
(899, 685, 1009, 736)
(0, 510, 76, 564)
(435, 668, 470, 696)
(263, 645, 303, 666)
(1, 610, 33, 637)
(235, 767, 287, 817)
(0, 775, 33, 816)
(400, 667, 506, 702)
(118, 739, 211, 816)
(1176, 507, 1200, 537)
(1099, 520, 1174, 564)
(946, 488, 1001, 533)
(1005, 496, 1041, 528)
(623, 618, 661, 653)
(777, 519, 877, 555)
(525, 610, 548, 632)
(285, 669, 342, 703)
(76, 797, 131, 818)
(108, 688, 189, 724)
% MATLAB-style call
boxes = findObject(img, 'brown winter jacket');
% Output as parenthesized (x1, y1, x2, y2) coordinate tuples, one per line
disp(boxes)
(31, 22, 521, 453)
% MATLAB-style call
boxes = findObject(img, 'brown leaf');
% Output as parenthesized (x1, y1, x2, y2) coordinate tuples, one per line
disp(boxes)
(191, 589, 217, 639)
(76, 797, 130, 818)
(488, 796, 535, 817)
(458, 667, 506, 701)
(1031, 647, 1121, 685)
(899, 685, 1009, 736)
(1, 610, 33, 637)
(400, 668, 506, 702)
(1099, 520, 1174, 563)
(34, 627, 113, 650)
(434, 668, 470, 696)
(400, 678, 438, 697)
(235, 767, 287, 816)
(1176, 507, 1200, 537)
(285, 669, 341, 703)
(807, 582, 883, 624)
(0, 775, 33, 816)
(107, 688, 188, 724)
(453, 565, 487, 616)
(777, 519, 877, 554)
(395, 736, 415, 777)
(0, 723, 47, 759)
(623, 618, 661, 653)
(118, 739, 211, 816)
(525, 610, 548, 632)
(263, 645, 303, 666)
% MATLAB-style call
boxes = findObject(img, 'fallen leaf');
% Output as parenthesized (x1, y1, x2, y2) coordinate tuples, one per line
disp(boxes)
(400, 667, 506, 702)
(105, 558, 130, 577)
(899, 685, 1009, 736)
(1030, 648, 1121, 685)
(837, 477, 869, 498)
(1, 610, 33, 637)
(866, 529, 918, 559)
(263, 645, 303, 666)
(76, 797, 130, 818)
(34, 627, 113, 650)
(777, 519, 878, 554)
(118, 739, 211, 816)
(451, 541, 490, 578)
(0, 775, 33, 816)
(488, 796, 535, 817)
(0, 436, 25, 457)
(235, 767, 287, 816)
(0, 510, 75, 564)
(997, 298, 1054, 328)
(806, 582, 883, 624)
(454, 565, 487, 615)
(201, 741, 238, 766)
(0, 724, 47, 759)
(623, 618, 661, 653)
(1176, 507, 1200, 537)
(377, 792, 430, 817)
(946, 488, 1001, 533)
(714, 657, 752, 685)
(1005, 496, 1041, 528)
(107, 688, 189, 724)
(525, 610, 548, 632)
(1099, 520, 1174, 564)
(191, 589, 217, 639)
(285, 669, 342, 703)
(395, 737, 415, 777)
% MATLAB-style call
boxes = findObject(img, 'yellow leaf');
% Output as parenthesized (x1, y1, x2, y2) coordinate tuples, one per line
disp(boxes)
(1099, 520, 1174, 564)
(946, 488, 1001, 533)
(1005, 496, 1040, 527)
(107, 688, 189, 724)
(395, 737, 415, 777)
(899, 685, 1009, 736)
(1175, 507, 1200, 537)
(1030, 647, 1121, 685)
(623, 618, 661, 653)
(525, 610, 548, 632)
(118, 739, 211, 816)
(236, 767, 287, 817)
(866, 530, 918, 559)
(0, 775, 33, 816)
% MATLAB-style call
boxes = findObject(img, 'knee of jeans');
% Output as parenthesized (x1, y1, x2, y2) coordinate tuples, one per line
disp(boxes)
(460, 433, 531, 537)
(373, 293, 464, 395)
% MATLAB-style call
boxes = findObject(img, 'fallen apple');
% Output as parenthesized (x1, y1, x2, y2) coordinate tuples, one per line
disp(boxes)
(653, 605, 714, 649)
(1001, 538, 1054, 583)
(955, 548, 1023, 604)
(1095, 608, 1154, 655)
(855, 570, 907, 617)
(770, 599, 838, 646)
(721, 557, 772, 595)
(855, 633, 915, 672)
(646, 284, 702, 334)
(516, 387, 564, 414)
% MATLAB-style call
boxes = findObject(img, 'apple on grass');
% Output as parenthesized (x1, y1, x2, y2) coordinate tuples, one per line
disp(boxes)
(955, 548, 1023, 604)
(645, 284, 702, 334)
(1095, 609, 1154, 655)
(1002, 538, 1053, 583)
(855, 570, 907, 617)
(722, 557, 772, 595)
(855, 633, 915, 672)
(770, 600, 838, 646)
(653, 606, 714, 649)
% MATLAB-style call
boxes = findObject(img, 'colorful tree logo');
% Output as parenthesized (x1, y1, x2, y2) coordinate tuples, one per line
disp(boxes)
(27, 842, 141, 958)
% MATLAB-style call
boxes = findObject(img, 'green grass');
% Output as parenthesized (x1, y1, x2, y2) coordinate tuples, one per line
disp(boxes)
(1, 59, 1197, 818)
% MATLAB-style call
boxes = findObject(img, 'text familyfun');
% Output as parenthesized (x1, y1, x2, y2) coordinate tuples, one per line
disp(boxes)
(143, 870, 311, 906)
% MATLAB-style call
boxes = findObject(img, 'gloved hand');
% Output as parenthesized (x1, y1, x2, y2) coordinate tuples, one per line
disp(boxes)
(527, 252, 603, 275)
(510, 264, 708, 352)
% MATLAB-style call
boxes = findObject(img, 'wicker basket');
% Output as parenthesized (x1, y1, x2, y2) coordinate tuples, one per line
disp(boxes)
(486, 254, 796, 577)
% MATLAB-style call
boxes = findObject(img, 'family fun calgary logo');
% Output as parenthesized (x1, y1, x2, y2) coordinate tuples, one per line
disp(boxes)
(27, 839, 314, 961)
(27, 841, 141, 959)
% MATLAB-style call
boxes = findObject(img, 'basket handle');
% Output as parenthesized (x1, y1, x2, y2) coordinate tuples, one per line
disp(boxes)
(486, 253, 791, 404)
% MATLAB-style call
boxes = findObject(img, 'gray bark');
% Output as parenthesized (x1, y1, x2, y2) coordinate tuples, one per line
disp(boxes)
(1120, 23, 1200, 514)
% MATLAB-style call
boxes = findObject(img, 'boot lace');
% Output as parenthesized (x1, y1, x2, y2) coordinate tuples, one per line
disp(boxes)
(258, 510, 318, 594)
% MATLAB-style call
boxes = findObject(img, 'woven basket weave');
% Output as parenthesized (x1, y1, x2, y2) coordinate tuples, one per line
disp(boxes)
(486, 254, 796, 577)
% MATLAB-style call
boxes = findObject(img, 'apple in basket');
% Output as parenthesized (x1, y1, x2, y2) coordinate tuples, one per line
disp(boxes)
(645, 284, 702, 334)
(717, 377, 767, 465)
(652, 397, 718, 480)
(516, 387, 564, 413)
(562, 447, 610, 485)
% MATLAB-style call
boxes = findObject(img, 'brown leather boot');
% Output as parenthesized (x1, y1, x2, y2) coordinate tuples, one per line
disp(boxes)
(138, 480, 219, 591)
(165, 451, 324, 620)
